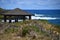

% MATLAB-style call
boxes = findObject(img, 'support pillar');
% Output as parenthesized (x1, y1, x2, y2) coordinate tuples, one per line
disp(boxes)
(23, 16, 25, 20)
(9, 16, 11, 23)
(29, 15, 31, 20)
(4, 15, 6, 22)
(15, 16, 18, 22)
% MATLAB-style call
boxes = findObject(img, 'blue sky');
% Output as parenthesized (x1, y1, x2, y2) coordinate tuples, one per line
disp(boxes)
(0, 0, 60, 9)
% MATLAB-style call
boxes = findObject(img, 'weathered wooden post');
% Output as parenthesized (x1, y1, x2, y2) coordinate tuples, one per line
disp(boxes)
(4, 15, 6, 22)
(23, 16, 25, 20)
(15, 16, 18, 22)
(9, 16, 12, 23)
(29, 15, 31, 20)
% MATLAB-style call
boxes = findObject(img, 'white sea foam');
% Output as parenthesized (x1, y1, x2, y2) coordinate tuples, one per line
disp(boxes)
(31, 14, 58, 20)
(35, 14, 44, 16)
(31, 16, 57, 20)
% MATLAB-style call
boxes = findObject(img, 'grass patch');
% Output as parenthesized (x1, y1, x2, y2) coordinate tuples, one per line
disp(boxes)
(21, 25, 40, 37)
(30, 25, 40, 32)
(39, 19, 50, 24)
(4, 27, 18, 33)
(0, 15, 3, 18)
(40, 19, 48, 22)
(22, 27, 29, 37)
(55, 25, 60, 28)
(0, 15, 3, 22)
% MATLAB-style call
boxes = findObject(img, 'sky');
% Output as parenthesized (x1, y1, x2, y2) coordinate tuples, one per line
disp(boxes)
(0, 0, 60, 10)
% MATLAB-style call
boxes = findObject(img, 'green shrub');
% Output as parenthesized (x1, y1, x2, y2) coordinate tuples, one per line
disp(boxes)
(39, 19, 50, 23)
(40, 19, 48, 22)
(0, 15, 3, 18)
(31, 26, 40, 32)
(22, 27, 29, 37)
(4, 28, 18, 33)
(54, 25, 60, 29)
(0, 19, 2, 22)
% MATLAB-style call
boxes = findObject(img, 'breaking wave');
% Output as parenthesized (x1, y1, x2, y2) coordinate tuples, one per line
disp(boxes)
(31, 14, 59, 20)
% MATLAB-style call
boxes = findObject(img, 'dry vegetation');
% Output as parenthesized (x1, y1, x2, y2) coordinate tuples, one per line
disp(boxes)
(0, 20, 60, 40)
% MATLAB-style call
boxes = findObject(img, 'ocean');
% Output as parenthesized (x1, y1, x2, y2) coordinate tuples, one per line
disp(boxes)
(25, 10, 60, 25)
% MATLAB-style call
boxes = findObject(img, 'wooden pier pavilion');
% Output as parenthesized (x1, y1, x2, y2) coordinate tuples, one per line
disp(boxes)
(0, 8, 34, 23)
